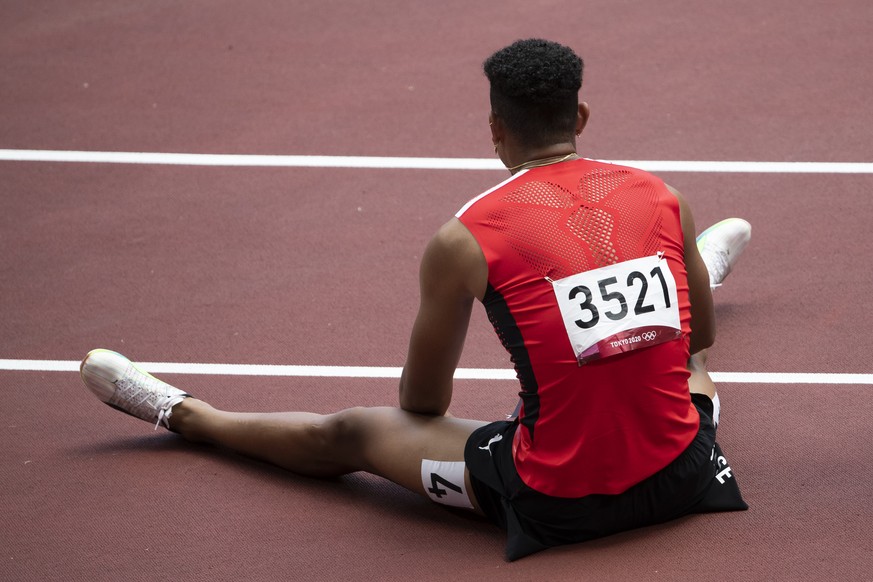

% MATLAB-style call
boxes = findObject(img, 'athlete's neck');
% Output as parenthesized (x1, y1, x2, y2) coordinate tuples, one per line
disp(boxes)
(506, 144, 579, 174)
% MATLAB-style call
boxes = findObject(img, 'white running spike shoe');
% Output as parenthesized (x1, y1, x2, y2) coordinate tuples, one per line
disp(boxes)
(696, 218, 751, 289)
(80, 349, 190, 430)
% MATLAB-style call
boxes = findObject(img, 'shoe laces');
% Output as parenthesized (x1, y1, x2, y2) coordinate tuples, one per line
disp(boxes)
(155, 394, 189, 430)
(108, 364, 187, 430)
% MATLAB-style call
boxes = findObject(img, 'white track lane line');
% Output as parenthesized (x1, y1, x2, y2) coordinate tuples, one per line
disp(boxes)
(2, 149, 873, 173)
(1, 359, 872, 384)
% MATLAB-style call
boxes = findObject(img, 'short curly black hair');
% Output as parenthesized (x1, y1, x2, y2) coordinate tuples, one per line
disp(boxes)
(483, 39, 583, 147)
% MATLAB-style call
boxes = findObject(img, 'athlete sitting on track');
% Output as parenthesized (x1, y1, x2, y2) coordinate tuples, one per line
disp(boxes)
(80, 38, 750, 560)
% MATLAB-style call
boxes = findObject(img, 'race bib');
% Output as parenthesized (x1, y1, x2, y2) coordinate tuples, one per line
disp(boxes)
(550, 253, 682, 365)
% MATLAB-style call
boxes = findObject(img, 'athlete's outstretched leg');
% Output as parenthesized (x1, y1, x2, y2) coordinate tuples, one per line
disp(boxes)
(80, 349, 487, 511)
(169, 400, 364, 477)
(169, 400, 486, 497)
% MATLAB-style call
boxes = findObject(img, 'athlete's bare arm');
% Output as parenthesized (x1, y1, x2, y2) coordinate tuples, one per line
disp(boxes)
(668, 185, 716, 354)
(399, 219, 489, 415)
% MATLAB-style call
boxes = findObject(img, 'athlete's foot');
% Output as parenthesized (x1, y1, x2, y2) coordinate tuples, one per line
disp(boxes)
(80, 349, 190, 430)
(696, 218, 751, 289)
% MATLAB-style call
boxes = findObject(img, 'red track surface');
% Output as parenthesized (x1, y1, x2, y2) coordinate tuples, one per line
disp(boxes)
(2, 1, 872, 580)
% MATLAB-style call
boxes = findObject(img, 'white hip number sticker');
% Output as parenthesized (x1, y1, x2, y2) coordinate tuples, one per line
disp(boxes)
(550, 253, 682, 364)
(420, 459, 473, 509)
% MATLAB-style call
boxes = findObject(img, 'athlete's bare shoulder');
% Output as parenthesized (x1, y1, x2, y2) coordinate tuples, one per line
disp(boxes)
(424, 218, 488, 301)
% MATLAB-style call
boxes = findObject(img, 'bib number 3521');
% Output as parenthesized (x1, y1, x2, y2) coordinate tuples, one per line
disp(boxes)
(550, 253, 682, 365)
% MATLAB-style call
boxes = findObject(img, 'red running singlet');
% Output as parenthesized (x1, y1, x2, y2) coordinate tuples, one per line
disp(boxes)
(456, 158, 700, 498)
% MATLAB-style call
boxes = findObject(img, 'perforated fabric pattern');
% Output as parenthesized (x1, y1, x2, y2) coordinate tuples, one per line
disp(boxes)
(578, 167, 632, 204)
(485, 167, 663, 276)
(502, 180, 574, 209)
(565, 205, 619, 268)
(488, 205, 590, 279)
(603, 177, 664, 257)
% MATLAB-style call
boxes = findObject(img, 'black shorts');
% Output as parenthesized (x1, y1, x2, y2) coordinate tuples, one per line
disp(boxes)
(464, 394, 747, 561)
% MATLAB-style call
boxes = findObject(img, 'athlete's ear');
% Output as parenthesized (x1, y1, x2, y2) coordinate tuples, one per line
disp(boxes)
(575, 103, 590, 137)
(489, 111, 504, 144)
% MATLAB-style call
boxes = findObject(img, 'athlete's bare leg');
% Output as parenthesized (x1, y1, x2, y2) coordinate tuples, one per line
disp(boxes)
(168, 399, 487, 513)
(687, 350, 716, 398)
(687, 349, 722, 426)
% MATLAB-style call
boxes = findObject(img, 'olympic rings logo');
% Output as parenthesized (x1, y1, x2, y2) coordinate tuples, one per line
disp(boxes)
(641, 331, 657, 342)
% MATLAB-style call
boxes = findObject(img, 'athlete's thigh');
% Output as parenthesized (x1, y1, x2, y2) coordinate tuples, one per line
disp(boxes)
(349, 407, 488, 512)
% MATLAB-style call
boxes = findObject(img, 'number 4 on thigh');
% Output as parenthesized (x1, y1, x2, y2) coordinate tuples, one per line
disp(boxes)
(420, 459, 473, 508)
(428, 472, 462, 498)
